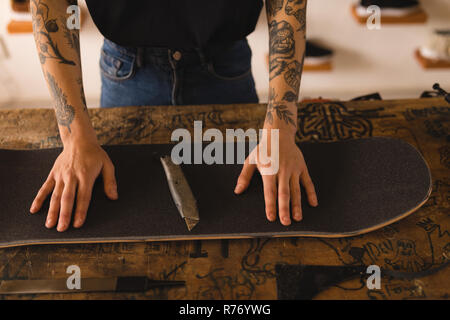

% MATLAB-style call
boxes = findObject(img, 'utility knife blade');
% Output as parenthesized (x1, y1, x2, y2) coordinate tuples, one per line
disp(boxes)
(160, 156, 199, 231)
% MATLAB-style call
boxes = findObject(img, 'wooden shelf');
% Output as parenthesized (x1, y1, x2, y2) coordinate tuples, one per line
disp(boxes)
(415, 49, 450, 69)
(7, 20, 33, 34)
(304, 61, 333, 72)
(351, 4, 428, 24)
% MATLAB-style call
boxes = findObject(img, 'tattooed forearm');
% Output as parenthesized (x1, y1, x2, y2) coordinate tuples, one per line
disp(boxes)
(266, 88, 296, 127)
(266, 0, 307, 127)
(31, 0, 76, 65)
(285, 0, 306, 31)
(282, 91, 297, 102)
(267, 0, 284, 17)
(267, 0, 306, 83)
(46, 72, 75, 132)
(31, 0, 89, 135)
(61, 17, 79, 52)
(269, 21, 295, 58)
(269, 20, 295, 80)
(284, 59, 303, 94)
(267, 103, 296, 126)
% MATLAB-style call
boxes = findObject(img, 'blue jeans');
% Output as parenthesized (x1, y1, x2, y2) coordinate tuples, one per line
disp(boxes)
(100, 39, 259, 107)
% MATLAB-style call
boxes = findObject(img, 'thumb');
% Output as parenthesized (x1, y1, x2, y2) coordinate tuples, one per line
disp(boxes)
(102, 160, 118, 200)
(234, 159, 256, 194)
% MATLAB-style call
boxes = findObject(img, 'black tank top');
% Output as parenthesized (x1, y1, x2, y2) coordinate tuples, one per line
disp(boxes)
(85, 0, 263, 48)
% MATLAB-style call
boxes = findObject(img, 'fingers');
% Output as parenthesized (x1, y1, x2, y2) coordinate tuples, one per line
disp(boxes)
(290, 175, 302, 222)
(102, 160, 118, 200)
(262, 175, 277, 222)
(300, 170, 318, 207)
(73, 179, 94, 228)
(46, 181, 64, 229)
(234, 159, 256, 194)
(57, 178, 77, 232)
(278, 175, 291, 226)
(30, 177, 55, 214)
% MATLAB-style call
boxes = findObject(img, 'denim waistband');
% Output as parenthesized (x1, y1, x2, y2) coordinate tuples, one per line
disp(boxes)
(102, 38, 247, 68)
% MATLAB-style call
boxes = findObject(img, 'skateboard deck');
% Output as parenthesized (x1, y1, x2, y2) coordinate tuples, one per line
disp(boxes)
(0, 137, 431, 248)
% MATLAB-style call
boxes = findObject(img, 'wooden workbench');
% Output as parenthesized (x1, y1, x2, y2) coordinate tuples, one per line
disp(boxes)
(0, 98, 448, 300)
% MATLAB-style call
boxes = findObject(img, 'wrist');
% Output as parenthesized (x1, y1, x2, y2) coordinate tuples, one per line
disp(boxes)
(263, 122, 297, 143)
(265, 101, 298, 134)
(61, 122, 99, 149)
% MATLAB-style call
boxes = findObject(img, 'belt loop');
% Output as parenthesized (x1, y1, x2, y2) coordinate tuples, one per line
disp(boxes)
(136, 47, 144, 68)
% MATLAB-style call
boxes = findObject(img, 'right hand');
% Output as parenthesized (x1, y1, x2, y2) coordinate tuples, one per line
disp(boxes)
(29, 140, 118, 232)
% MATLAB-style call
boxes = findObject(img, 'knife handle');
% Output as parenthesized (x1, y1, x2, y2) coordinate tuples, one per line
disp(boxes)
(115, 276, 148, 292)
(115, 277, 185, 292)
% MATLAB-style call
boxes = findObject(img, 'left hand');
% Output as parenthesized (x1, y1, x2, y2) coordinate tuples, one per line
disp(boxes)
(234, 128, 318, 225)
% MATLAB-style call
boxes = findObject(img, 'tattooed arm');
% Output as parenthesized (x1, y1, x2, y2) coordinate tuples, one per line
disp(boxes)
(29, 0, 118, 232)
(267, 0, 306, 129)
(235, 0, 317, 225)
(31, 0, 85, 135)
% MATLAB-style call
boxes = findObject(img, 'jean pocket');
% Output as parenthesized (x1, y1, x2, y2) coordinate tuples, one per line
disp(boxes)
(206, 40, 253, 81)
(100, 45, 136, 82)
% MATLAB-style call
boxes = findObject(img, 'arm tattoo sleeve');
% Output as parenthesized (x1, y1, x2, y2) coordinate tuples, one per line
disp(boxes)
(31, 1, 87, 134)
(282, 91, 297, 102)
(266, 88, 297, 127)
(46, 72, 75, 132)
(266, 0, 307, 127)
(31, 0, 76, 65)
(267, 0, 284, 17)
(269, 20, 295, 80)
(266, 102, 296, 126)
(285, 0, 307, 31)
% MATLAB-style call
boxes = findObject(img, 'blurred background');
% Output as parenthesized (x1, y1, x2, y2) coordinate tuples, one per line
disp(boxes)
(0, 0, 449, 109)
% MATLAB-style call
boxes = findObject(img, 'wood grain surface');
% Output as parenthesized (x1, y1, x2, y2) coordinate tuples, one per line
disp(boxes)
(0, 98, 448, 300)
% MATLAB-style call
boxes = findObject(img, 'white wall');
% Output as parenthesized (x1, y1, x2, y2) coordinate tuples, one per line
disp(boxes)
(0, 0, 102, 108)
(249, 0, 450, 101)
(0, 0, 449, 109)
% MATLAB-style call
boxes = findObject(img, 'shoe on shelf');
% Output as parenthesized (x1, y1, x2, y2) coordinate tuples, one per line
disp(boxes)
(420, 30, 450, 62)
(305, 41, 333, 65)
(304, 40, 334, 71)
(356, 0, 421, 17)
(351, 0, 427, 24)
(415, 29, 450, 69)
(10, 0, 30, 13)
(8, 0, 33, 34)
